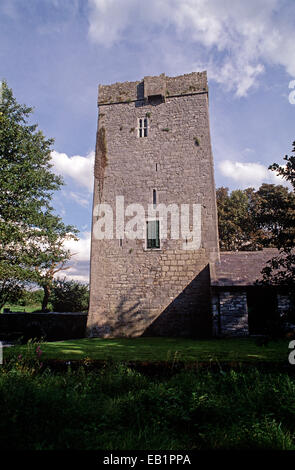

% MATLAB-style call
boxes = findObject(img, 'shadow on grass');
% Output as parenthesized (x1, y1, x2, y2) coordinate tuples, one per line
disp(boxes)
(5, 337, 290, 365)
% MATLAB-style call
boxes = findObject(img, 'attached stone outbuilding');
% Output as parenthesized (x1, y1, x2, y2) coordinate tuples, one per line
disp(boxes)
(211, 249, 293, 337)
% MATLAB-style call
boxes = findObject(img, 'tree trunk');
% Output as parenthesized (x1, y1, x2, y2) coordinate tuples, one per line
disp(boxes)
(42, 284, 51, 312)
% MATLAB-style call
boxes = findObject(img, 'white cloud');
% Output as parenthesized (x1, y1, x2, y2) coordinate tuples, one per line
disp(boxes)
(56, 232, 91, 283)
(60, 264, 90, 284)
(51, 150, 94, 191)
(69, 191, 90, 207)
(219, 159, 290, 189)
(64, 231, 91, 262)
(87, 0, 295, 96)
(88, 0, 134, 47)
(49, 151, 93, 282)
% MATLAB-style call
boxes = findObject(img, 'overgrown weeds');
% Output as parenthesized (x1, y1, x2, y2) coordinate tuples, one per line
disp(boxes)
(0, 363, 294, 450)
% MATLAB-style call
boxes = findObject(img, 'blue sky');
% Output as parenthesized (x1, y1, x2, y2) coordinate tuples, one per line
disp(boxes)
(1, 0, 295, 282)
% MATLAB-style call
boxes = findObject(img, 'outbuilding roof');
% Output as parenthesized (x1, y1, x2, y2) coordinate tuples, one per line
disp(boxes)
(211, 248, 279, 287)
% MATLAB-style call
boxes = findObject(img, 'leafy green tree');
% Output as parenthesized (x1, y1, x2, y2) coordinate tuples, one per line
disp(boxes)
(0, 81, 78, 310)
(216, 184, 295, 251)
(0, 277, 23, 310)
(259, 142, 295, 302)
(269, 141, 295, 190)
(216, 187, 262, 251)
(25, 215, 78, 311)
(261, 252, 295, 288)
(255, 183, 295, 249)
(216, 187, 247, 251)
(50, 278, 89, 312)
(16, 288, 44, 308)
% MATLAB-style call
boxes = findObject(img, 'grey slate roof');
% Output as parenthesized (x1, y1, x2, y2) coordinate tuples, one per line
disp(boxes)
(211, 248, 279, 287)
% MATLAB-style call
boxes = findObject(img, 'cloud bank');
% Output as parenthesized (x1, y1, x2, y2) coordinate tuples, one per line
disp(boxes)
(50, 150, 93, 282)
(61, 232, 91, 283)
(219, 160, 290, 189)
(88, 0, 295, 96)
(51, 150, 94, 192)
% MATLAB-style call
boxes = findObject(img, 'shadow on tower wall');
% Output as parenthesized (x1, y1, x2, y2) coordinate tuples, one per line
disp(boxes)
(90, 265, 212, 339)
(143, 264, 212, 338)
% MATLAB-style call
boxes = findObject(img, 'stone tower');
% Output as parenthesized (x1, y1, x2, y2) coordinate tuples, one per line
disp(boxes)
(87, 71, 219, 338)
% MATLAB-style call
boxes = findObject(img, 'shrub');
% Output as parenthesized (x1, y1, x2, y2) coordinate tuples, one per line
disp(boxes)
(50, 278, 89, 312)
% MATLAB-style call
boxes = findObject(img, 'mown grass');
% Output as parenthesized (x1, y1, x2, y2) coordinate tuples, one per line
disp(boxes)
(0, 361, 295, 450)
(5, 337, 291, 364)
(0, 303, 42, 313)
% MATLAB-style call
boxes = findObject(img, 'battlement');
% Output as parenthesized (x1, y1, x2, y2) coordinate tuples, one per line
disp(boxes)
(98, 71, 208, 105)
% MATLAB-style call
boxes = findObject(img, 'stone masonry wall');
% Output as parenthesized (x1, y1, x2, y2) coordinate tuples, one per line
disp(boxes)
(0, 312, 87, 342)
(211, 292, 220, 336)
(88, 72, 219, 338)
(277, 294, 292, 317)
(214, 291, 249, 337)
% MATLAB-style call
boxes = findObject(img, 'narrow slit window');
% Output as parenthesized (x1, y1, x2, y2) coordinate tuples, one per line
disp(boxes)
(153, 189, 157, 207)
(138, 118, 148, 137)
(146, 220, 160, 249)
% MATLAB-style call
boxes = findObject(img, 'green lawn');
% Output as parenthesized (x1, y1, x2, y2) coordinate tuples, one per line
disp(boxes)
(1, 337, 295, 450)
(0, 303, 42, 313)
(4, 337, 291, 364)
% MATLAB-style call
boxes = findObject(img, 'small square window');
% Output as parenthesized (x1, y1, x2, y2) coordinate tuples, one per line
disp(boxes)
(138, 117, 148, 137)
(146, 220, 160, 249)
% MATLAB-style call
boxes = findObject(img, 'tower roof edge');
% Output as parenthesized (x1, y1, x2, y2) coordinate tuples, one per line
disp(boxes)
(97, 71, 208, 106)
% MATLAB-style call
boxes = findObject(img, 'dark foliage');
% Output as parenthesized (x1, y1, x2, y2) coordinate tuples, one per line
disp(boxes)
(50, 278, 89, 312)
(0, 364, 295, 450)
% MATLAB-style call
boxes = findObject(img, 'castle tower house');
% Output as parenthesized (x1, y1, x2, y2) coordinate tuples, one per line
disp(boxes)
(87, 72, 219, 338)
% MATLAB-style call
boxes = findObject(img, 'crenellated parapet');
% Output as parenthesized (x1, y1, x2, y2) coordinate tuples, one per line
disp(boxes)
(98, 71, 208, 105)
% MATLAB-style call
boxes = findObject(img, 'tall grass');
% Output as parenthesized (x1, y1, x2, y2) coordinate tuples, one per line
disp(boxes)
(0, 361, 294, 450)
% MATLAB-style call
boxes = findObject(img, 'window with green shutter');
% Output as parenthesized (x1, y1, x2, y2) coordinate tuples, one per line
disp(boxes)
(146, 220, 160, 249)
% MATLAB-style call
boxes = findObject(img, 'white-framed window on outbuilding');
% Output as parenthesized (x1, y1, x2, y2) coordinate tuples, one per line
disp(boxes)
(146, 219, 160, 250)
(138, 117, 148, 137)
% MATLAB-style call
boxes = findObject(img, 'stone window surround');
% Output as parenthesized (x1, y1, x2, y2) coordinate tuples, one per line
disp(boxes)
(138, 117, 148, 138)
(145, 217, 162, 251)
